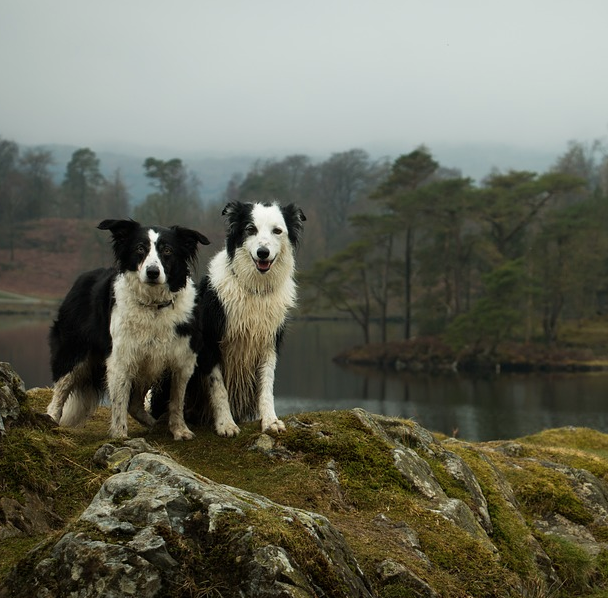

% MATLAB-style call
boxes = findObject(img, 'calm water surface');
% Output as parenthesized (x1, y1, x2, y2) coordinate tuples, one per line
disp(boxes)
(2, 315, 608, 442)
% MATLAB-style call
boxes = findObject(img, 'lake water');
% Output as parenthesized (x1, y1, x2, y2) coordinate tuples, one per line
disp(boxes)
(2, 315, 608, 442)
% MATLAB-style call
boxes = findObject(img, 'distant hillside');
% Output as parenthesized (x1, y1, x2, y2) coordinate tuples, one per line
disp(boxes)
(32, 142, 560, 208)
(0, 218, 111, 299)
(38, 144, 258, 207)
(0, 218, 217, 300)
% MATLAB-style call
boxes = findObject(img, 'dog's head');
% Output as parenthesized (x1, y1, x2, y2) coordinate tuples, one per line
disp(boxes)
(222, 201, 306, 275)
(98, 219, 210, 292)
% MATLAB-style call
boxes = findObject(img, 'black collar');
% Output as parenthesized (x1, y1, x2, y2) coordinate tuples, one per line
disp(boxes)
(139, 299, 174, 310)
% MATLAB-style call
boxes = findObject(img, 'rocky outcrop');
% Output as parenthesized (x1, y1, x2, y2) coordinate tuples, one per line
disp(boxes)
(0, 362, 26, 435)
(0, 362, 53, 435)
(3, 439, 372, 598)
(4, 366, 608, 597)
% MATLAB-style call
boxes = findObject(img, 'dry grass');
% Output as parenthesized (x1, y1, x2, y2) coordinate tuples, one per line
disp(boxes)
(6, 391, 608, 596)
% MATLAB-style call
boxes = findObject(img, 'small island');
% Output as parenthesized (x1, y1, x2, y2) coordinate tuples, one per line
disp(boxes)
(334, 334, 608, 374)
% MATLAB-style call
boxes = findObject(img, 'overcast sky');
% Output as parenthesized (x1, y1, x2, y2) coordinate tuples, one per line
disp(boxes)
(1, 0, 607, 158)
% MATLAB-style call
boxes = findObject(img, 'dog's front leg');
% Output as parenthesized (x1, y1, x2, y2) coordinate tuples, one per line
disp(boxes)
(107, 372, 132, 439)
(168, 368, 195, 441)
(209, 365, 240, 437)
(258, 349, 285, 433)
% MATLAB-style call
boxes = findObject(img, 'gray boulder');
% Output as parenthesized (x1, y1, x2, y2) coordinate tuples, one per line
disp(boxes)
(4, 449, 373, 598)
(0, 362, 25, 435)
(6, 390, 608, 597)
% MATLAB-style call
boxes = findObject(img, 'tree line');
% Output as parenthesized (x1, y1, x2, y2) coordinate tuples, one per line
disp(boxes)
(2, 135, 608, 353)
(222, 141, 608, 352)
(312, 144, 608, 351)
(0, 140, 207, 256)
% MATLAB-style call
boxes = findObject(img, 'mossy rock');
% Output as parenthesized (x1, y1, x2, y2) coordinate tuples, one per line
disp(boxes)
(4, 387, 608, 596)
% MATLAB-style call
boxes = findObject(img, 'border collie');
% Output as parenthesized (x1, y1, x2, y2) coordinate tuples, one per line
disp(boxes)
(152, 201, 305, 436)
(46, 219, 210, 440)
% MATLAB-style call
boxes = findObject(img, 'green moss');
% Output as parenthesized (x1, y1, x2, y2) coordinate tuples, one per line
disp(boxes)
(7, 393, 608, 598)
(279, 411, 413, 507)
(159, 507, 352, 598)
(0, 427, 105, 519)
(380, 585, 421, 598)
(502, 460, 592, 526)
(1, 531, 62, 591)
(154, 522, 231, 598)
(0, 390, 115, 578)
(595, 550, 608, 585)
(540, 535, 594, 594)
(521, 427, 608, 460)
(111, 487, 137, 505)
(592, 524, 608, 543)
(446, 444, 538, 580)
(243, 507, 352, 598)
(413, 509, 519, 597)
(0, 535, 49, 580)
(426, 457, 473, 504)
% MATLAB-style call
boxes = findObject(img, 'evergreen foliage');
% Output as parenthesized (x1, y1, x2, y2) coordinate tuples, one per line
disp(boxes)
(1, 133, 607, 350)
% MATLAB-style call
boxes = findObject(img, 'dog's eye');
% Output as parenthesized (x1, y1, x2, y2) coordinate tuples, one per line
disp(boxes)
(162, 246, 173, 256)
(245, 225, 257, 235)
(136, 244, 147, 255)
(273, 227, 283, 235)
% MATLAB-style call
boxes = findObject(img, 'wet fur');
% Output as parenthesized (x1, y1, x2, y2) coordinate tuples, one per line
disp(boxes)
(154, 201, 305, 436)
(47, 219, 209, 440)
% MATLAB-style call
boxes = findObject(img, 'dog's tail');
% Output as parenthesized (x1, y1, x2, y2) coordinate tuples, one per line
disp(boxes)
(49, 370, 103, 427)
(59, 387, 102, 427)
(47, 360, 106, 427)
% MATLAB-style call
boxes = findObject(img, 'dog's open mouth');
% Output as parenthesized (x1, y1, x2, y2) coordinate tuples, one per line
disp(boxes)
(254, 259, 273, 273)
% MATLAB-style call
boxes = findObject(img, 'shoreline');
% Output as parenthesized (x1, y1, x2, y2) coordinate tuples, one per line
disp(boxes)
(0, 290, 60, 316)
(334, 337, 608, 375)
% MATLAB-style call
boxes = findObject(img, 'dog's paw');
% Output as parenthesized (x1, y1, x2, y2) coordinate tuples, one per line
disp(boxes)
(262, 418, 286, 434)
(109, 425, 128, 440)
(142, 413, 157, 428)
(46, 409, 61, 425)
(171, 426, 195, 441)
(215, 420, 241, 437)
(132, 411, 156, 428)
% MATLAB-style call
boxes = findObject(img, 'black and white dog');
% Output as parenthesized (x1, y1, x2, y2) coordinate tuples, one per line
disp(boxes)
(152, 201, 305, 436)
(47, 219, 210, 440)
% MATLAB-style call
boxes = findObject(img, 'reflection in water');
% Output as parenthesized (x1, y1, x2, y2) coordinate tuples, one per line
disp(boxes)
(2, 315, 608, 442)
(277, 360, 608, 442)
(274, 321, 608, 442)
(0, 315, 53, 389)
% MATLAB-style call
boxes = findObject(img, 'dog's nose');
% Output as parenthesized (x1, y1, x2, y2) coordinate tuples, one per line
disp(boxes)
(257, 247, 270, 260)
(147, 266, 160, 280)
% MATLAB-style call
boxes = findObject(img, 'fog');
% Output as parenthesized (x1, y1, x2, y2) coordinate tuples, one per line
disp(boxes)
(1, 1, 607, 159)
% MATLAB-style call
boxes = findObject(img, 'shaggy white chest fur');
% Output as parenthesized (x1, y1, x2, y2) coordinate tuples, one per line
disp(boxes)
(108, 272, 197, 384)
(208, 249, 296, 412)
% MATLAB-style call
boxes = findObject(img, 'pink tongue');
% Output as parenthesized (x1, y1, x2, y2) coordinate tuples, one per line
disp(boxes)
(257, 260, 271, 271)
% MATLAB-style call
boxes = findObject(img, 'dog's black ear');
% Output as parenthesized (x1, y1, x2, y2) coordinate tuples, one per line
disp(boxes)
(221, 201, 248, 219)
(171, 226, 210, 246)
(295, 206, 306, 222)
(97, 219, 140, 236)
(97, 220, 141, 258)
(171, 226, 211, 264)
(222, 201, 255, 244)
(282, 203, 306, 247)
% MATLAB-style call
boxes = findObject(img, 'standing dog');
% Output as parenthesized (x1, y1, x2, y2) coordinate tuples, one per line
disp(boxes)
(152, 201, 305, 436)
(47, 219, 209, 440)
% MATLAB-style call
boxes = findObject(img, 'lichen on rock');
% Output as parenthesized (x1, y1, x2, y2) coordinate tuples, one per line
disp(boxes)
(4, 449, 373, 598)
(4, 377, 608, 597)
